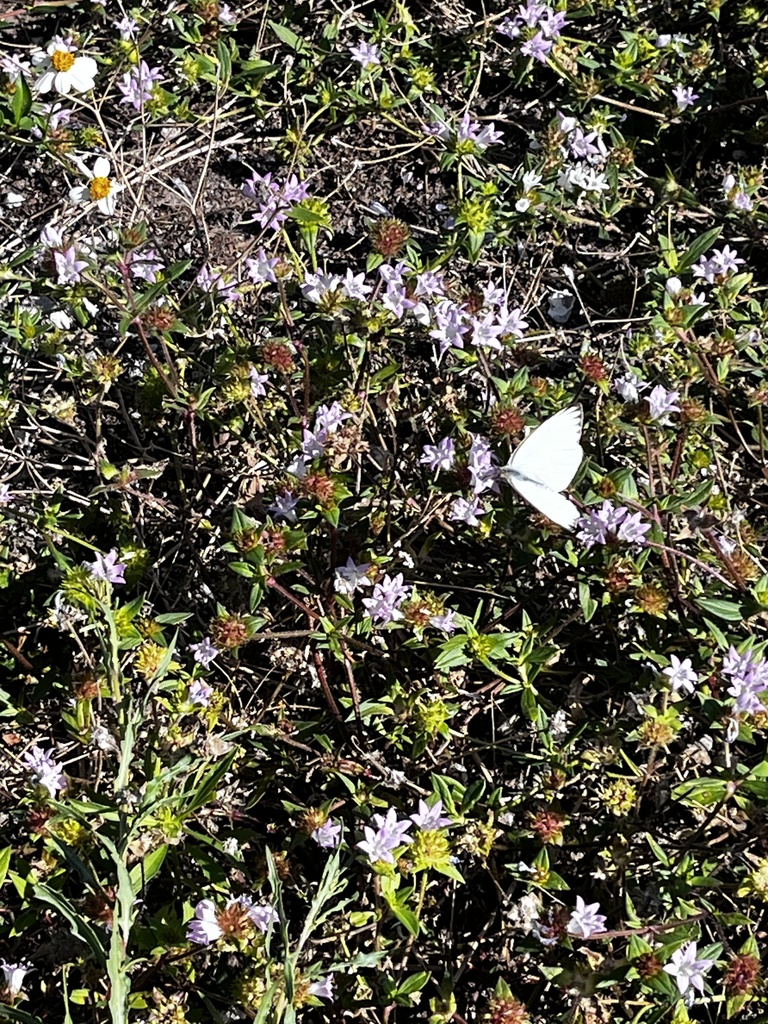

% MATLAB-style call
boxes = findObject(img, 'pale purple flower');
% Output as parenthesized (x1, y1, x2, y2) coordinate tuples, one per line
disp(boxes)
(334, 557, 372, 596)
(1, 53, 32, 82)
(196, 265, 241, 303)
(312, 820, 342, 849)
(118, 61, 164, 110)
(315, 401, 352, 435)
(190, 637, 220, 668)
(424, 113, 503, 151)
(128, 248, 164, 283)
(188, 680, 213, 707)
(218, 3, 237, 24)
(647, 384, 680, 423)
(430, 300, 470, 355)
(309, 975, 335, 1000)
(249, 368, 269, 397)
(114, 15, 138, 39)
(382, 283, 415, 319)
(616, 511, 651, 546)
(722, 645, 768, 714)
(302, 429, 325, 460)
(269, 490, 300, 524)
(54, 246, 87, 284)
(410, 799, 452, 831)
(576, 501, 632, 549)
(710, 244, 745, 277)
(379, 261, 408, 288)
(567, 127, 604, 161)
(361, 573, 411, 625)
(421, 437, 455, 473)
(415, 270, 445, 298)
(498, 306, 528, 337)
(663, 655, 698, 695)
(471, 311, 506, 351)
(614, 373, 647, 403)
(40, 223, 64, 248)
(302, 270, 341, 304)
(449, 496, 485, 526)
(245, 248, 278, 284)
(243, 171, 309, 231)
(341, 269, 372, 300)
(248, 901, 279, 933)
(672, 85, 699, 112)
(23, 745, 67, 796)
(497, 16, 521, 39)
(87, 549, 126, 585)
(467, 435, 499, 495)
(520, 32, 554, 62)
(430, 610, 458, 633)
(0, 961, 33, 999)
(567, 896, 606, 938)
(481, 281, 506, 307)
(350, 40, 381, 68)
(357, 808, 413, 865)
(186, 899, 223, 945)
(664, 942, 713, 996)
(732, 190, 753, 212)
(539, 9, 567, 36)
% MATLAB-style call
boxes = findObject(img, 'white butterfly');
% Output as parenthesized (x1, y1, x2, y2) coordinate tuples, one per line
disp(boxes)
(500, 405, 584, 530)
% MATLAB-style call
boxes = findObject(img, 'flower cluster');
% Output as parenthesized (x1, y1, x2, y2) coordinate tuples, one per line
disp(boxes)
(118, 60, 164, 111)
(498, 1, 568, 62)
(576, 501, 651, 550)
(722, 646, 768, 715)
(357, 800, 451, 865)
(555, 112, 611, 196)
(186, 896, 279, 945)
(242, 171, 310, 231)
(23, 745, 67, 796)
(693, 244, 745, 285)
(423, 112, 504, 153)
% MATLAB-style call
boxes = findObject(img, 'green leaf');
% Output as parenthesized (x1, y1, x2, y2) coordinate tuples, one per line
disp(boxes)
(396, 971, 431, 996)
(269, 20, 309, 53)
(389, 900, 420, 936)
(0, 846, 11, 888)
(678, 226, 722, 272)
(0, 1005, 46, 1023)
(11, 75, 32, 125)
(673, 777, 731, 806)
(695, 597, 749, 621)
(129, 844, 168, 896)
(34, 883, 107, 966)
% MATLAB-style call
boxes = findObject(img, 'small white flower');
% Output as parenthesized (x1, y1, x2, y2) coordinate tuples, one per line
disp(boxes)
(567, 896, 607, 938)
(69, 157, 125, 216)
(0, 961, 33, 998)
(664, 941, 714, 996)
(32, 37, 97, 95)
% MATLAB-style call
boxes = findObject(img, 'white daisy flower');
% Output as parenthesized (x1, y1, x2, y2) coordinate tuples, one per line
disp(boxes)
(69, 157, 125, 216)
(32, 36, 97, 95)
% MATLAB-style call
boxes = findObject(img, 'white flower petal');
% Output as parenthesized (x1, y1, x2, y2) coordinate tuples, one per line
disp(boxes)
(54, 72, 72, 95)
(34, 70, 55, 93)
(69, 185, 90, 203)
(92, 156, 111, 178)
(97, 193, 117, 215)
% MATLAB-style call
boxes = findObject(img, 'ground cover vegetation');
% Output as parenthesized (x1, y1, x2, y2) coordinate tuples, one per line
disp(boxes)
(1, 0, 768, 1021)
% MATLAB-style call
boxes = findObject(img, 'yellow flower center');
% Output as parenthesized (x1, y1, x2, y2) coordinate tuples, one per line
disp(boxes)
(51, 49, 76, 73)
(89, 176, 112, 201)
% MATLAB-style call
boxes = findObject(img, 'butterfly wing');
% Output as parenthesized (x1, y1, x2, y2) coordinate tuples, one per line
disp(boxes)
(500, 406, 584, 529)
(504, 477, 581, 531)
